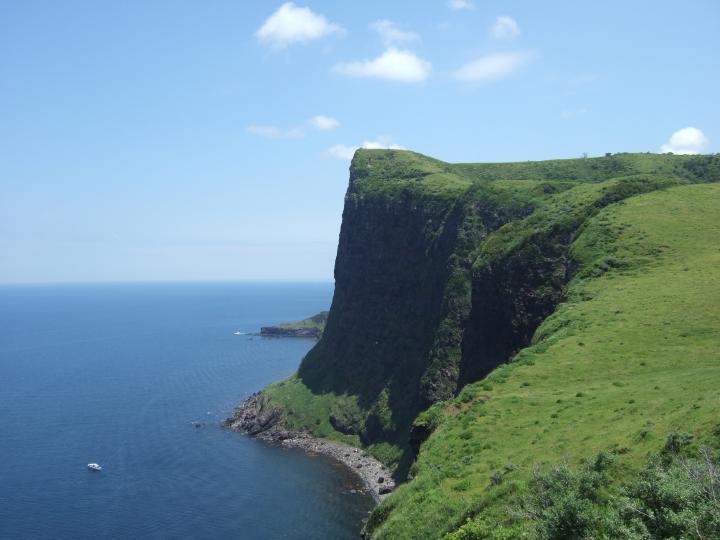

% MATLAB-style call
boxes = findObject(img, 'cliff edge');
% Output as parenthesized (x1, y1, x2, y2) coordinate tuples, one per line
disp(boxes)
(227, 149, 720, 538)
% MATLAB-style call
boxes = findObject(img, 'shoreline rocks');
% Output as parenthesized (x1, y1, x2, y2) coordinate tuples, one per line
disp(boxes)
(223, 393, 395, 502)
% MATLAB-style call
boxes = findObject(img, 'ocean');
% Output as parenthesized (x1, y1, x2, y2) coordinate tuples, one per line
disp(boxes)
(0, 282, 374, 539)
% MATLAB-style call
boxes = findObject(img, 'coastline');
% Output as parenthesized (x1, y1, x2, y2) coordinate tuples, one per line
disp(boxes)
(224, 393, 395, 502)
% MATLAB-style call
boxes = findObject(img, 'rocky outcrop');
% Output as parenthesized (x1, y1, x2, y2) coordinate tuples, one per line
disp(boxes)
(223, 392, 285, 437)
(229, 151, 718, 493)
(224, 393, 395, 501)
(408, 422, 433, 457)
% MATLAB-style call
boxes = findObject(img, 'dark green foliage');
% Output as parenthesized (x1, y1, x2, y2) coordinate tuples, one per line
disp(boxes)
(622, 447, 720, 538)
(680, 153, 720, 183)
(414, 403, 446, 433)
(522, 452, 626, 539)
(520, 443, 720, 540)
(662, 432, 693, 456)
(443, 517, 526, 540)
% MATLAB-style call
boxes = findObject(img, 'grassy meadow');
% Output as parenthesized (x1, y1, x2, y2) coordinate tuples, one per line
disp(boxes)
(369, 183, 720, 538)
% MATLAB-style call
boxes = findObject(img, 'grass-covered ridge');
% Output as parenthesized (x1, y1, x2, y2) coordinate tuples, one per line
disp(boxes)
(274, 311, 328, 330)
(368, 182, 720, 538)
(260, 311, 329, 338)
(251, 149, 719, 537)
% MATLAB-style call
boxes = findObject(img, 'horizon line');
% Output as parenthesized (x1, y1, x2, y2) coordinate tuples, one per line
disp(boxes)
(0, 278, 336, 287)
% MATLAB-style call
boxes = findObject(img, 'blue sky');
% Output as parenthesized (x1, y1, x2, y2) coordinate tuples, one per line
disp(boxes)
(1, 1, 718, 283)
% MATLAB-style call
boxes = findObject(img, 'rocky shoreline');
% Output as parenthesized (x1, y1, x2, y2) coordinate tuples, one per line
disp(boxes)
(223, 393, 395, 502)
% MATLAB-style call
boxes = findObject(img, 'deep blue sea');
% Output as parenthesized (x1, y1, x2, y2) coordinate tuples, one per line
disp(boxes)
(0, 282, 373, 540)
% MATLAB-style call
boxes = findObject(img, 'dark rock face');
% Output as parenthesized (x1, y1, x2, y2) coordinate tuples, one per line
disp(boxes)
(329, 413, 361, 435)
(295, 174, 536, 462)
(458, 233, 572, 386)
(223, 393, 283, 437)
(408, 422, 433, 456)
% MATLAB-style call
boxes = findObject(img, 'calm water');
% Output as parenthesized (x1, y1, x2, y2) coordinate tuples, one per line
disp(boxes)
(0, 283, 373, 540)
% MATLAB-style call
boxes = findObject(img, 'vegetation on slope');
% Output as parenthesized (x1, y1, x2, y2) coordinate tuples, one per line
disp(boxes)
(445, 440, 720, 539)
(260, 311, 328, 338)
(247, 149, 719, 537)
(367, 183, 720, 538)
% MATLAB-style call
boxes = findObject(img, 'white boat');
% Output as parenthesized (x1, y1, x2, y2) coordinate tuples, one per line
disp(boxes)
(233, 331, 242, 335)
(87, 463, 102, 471)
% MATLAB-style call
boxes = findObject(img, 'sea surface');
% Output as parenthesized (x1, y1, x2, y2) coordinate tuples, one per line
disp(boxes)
(0, 282, 374, 540)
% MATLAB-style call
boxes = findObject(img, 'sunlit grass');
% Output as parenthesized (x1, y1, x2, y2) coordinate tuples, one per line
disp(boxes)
(371, 184, 720, 538)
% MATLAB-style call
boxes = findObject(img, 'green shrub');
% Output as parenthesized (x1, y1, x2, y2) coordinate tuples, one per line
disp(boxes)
(443, 517, 526, 540)
(520, 444, 720, 540)
(618, 447, 720, 538)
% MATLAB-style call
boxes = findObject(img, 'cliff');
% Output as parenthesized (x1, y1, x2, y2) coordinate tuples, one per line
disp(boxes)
(226, 150, 720, 538)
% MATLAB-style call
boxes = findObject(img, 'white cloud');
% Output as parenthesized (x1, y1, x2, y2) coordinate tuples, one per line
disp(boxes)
(454, 51, 534, 83)
(492, 16, 520, 40)
(660, 127, 709, 154)
(334, 48, 431, 82)
(256, 2, 343, 48)
(328, 136, 406, 160)
(247, 125, 304, 139)
(361, 136, 406, 151)
(285, 126, 305, 139)
(309, 115, 339, 130)
(371, 19, 419, 47)
(448, 0, 475, 11)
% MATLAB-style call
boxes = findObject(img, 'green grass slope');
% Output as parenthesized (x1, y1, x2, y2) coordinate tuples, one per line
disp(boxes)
(368, 183, 720, 538)
(259, 151, 718, 471)
(275, 311, 328, 331)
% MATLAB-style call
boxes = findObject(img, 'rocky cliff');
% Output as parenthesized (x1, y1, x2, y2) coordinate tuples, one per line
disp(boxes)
(226, 150, 720, 484)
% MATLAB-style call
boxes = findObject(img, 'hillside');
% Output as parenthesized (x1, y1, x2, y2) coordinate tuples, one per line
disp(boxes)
(260, 311, 328, 338)
(228, 150, 720, 538)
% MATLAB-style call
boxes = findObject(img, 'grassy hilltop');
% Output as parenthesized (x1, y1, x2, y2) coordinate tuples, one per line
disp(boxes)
(252, 150, 720, 538)
(260, 311, 328, 338)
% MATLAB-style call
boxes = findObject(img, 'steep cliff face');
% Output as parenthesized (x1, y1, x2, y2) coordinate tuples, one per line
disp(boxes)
(297, 152, 547, 456)
(224, 149, 720, 538)
(367, 180, 720, 539)
(231, 150, 720, 472)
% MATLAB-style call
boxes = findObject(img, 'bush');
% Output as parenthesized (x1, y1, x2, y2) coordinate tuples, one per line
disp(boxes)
(444, 517, 491, 539)
(520, 452, 628, 539)
(490, 471, 505, 486)
(621, 446, 720, 538)
(520, 442, 720, 539)
(443, 517, 526, 540)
